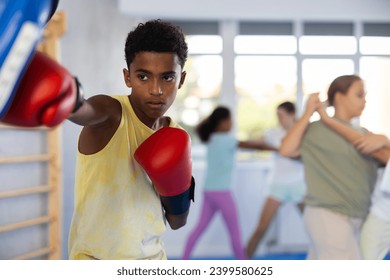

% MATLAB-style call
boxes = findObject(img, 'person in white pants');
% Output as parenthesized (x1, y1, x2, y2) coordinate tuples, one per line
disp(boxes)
(360, 161, 390, 260)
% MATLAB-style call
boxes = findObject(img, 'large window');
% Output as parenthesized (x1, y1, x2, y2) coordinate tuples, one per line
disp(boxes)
(299, 36, 357, 55)
(235, 22, 297, 140)
(235, 55, 297, 140)
(166, 22, 222, 143)
(302, 59, 355, 97)
(299, 22, 357, 121)
(168, 20, 390, 145)
(359, 24, 390, 136)
(360, 56, 390, 136)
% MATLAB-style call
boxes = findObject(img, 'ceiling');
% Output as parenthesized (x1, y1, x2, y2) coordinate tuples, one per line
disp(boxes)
(118, 0, 390, 21)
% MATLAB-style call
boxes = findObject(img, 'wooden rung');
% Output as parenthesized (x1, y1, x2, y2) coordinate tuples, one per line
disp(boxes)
(12, 246, 52, 260)
(0, 124, 48, 131)
(0, 154, 51, 164)
(0, 216, 52, 233)
(0, 185, 51, 199)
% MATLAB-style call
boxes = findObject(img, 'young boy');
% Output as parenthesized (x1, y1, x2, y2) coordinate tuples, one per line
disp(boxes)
(67, 19, 194, 260)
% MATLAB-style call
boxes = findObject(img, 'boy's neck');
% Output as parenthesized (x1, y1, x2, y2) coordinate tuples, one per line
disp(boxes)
(152, 116, 171, 131)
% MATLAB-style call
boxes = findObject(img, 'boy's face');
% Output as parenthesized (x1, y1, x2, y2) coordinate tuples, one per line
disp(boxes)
(123, 51, 186, 128)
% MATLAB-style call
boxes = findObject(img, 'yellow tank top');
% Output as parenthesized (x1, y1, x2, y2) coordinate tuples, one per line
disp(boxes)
(68, 95, 178, 260)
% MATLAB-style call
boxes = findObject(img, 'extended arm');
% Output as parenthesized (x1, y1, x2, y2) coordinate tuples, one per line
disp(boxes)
(68, 94, 121, 127)
(238, 139, 278, 151)
(279, 93, 321, 157)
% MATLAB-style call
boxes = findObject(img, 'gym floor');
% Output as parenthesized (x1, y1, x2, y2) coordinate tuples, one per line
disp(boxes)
(174, 252, 390, 260)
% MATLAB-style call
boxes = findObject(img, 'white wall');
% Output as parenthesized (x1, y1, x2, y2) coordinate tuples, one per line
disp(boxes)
(48, 0, 390, 259)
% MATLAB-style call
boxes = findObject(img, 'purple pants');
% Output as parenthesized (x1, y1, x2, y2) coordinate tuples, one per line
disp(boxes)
(182, 191, 247, 259)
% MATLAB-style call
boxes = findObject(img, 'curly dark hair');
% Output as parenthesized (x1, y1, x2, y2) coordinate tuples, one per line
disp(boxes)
(124, 19, 188, 69)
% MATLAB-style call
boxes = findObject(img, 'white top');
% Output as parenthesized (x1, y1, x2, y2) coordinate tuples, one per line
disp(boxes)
(370, 160, 390, 222)
(263, 126, 306, 185)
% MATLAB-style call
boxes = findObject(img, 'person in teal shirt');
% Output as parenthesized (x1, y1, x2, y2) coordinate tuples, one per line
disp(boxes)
(182, 106, 274, 259)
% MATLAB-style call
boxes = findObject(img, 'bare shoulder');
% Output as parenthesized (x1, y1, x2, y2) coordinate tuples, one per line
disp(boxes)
(78, 95, 123, 155)
(86, 94, 121, 112)
(68, 94, 122, 127)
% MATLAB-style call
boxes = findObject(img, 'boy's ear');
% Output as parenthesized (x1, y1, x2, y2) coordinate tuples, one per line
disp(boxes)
(178, 71, 186, 89)
(123, 68, 131, 87)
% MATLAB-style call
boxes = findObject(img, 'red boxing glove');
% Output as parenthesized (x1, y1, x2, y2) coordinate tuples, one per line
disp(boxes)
(135, 127, 195, 215)
(1, 50, 83, 127)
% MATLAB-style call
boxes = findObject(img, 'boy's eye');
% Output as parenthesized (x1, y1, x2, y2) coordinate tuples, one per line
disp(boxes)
(162, 74, 175, 82)
(137, 74, 148, 81)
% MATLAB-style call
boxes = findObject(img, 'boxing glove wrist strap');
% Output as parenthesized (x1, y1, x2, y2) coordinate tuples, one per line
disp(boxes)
(160, 176, 195, 216)
(72, 76, 85, 113)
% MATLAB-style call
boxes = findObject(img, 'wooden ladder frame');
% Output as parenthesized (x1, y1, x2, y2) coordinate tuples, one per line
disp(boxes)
(0, 11, 67, 260)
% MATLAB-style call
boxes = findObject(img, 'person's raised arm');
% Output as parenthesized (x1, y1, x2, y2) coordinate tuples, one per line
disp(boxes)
(279, 93, 321, 158)
(317, 104, 390, 164)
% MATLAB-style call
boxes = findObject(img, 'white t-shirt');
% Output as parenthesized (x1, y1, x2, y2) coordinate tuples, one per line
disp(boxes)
(263, 126, 305, 185)
(370, 160, 390, 222)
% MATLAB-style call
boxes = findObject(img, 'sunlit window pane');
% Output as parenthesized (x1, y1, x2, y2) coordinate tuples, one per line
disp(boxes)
(360, 37, 390, 55)
(167, 55, 222, 143)
(186, 35, 223, 54)
(235, 35, 297, 54)
(302, 59, 354, 99)
(299, 36, 357, 55)
(235, 56, 297, 140)
(186, 55, 222, 99)
(360, 57, 390, 137)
